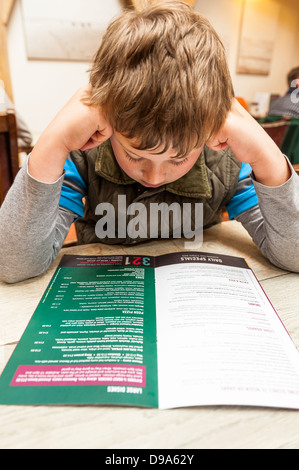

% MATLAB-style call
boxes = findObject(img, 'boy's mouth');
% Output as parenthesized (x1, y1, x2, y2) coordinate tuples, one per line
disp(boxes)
(140, 180, 164, 188)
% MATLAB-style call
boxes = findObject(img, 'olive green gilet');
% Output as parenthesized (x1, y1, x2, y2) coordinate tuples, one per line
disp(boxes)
(71, 140, 241, 245)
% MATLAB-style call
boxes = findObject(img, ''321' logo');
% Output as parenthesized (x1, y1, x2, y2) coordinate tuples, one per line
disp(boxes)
(124, 256, 151, 266)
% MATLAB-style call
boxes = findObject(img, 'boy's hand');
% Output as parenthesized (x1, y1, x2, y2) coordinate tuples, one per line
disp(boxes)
(50, 85, 113, 153)
(29, 85, 113, 183)
(206, 99, 291, 187)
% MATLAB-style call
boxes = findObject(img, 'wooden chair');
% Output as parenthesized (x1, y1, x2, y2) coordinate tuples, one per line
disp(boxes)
(63, 222, 78, 247)
(260, 117, 299, 169)
(0, 110, 19, 204)
(260, 119, 290, 148)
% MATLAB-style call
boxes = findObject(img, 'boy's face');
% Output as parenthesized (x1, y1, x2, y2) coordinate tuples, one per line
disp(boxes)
(111, 132, 203, 188)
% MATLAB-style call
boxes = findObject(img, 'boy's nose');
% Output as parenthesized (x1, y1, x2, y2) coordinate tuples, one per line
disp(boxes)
(142, 165, 165, 187)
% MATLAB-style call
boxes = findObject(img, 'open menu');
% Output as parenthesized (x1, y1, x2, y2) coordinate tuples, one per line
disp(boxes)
(1, 252, 299, 409)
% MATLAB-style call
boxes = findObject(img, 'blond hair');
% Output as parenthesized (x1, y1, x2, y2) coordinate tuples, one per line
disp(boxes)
(87, 0, 234, 157)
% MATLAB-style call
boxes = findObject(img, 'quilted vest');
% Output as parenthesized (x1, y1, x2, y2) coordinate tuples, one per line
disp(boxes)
(71, 140, 241, 245)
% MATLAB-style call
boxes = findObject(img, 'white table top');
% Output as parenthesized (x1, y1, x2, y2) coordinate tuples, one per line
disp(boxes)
(1, 221, 299, 449)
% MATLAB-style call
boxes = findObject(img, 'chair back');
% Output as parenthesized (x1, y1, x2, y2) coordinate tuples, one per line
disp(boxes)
(0, 110, 19, 204)
(281, 118, 299, 165)
(260, 116, 299, 165)
(260, 119, 289, 148)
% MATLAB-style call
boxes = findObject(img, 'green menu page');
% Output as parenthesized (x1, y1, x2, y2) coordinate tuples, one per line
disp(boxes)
(0, 255, 158, 407)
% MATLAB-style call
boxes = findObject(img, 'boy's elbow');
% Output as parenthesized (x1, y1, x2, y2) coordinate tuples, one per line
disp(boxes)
(0, 257, 18, 283)
(0, 258, 50, 284)
(278, 260, 299, 274)
(0, 267, 35, 284)
(265, 249, 299, 274)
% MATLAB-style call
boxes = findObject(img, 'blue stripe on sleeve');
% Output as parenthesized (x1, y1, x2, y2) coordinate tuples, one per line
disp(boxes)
(225, 163, 259, 220)
(59, 159, 87, 218)
(238, 162, 252, 180)
(59, 186, 85, 217)
(63, 159, 87, 190)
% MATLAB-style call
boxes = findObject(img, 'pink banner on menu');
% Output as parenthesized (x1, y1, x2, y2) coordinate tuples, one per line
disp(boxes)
(11, 364, 146, 387)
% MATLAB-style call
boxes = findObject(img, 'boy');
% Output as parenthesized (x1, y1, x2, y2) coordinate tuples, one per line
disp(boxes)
(0, 1, 298, 283)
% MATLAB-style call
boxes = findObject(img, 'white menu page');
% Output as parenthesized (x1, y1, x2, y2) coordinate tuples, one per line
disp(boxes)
(155, 261, 299, 409)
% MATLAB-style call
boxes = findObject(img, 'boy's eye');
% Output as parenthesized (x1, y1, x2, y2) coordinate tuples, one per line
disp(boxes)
(171, 158, 188, 166)
(124, 150, 189, 166)
(125, 152, 140, 163)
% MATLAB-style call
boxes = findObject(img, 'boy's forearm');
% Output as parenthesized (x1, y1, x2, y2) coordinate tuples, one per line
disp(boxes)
(28, 126, 69, 183)
(208, 99, 292, 188)
(28, 86, 113, 184)
(249, 148, 292, 187)
(237, 161, 299, 273)
(28, 84, 113, 183)
(0, 159, 73, 283)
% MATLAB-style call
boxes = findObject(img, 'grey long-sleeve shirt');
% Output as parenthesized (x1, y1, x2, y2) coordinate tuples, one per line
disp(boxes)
(0, 157, 299, 283)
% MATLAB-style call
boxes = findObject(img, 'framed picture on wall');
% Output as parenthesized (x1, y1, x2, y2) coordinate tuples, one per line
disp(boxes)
(21, 0, 127, 61)
(237, 0, 280, 76)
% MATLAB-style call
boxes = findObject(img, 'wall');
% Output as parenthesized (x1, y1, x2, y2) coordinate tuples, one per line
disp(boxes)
(7, 0, 122, 139)
(6, 0, 299, 138)
(194, 0, 299, 102)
